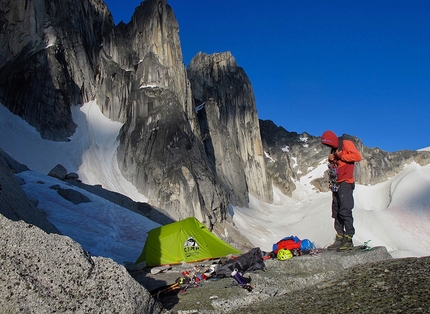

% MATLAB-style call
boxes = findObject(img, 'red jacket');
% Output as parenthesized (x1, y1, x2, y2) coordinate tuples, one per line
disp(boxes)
(335, 158, 355, 183)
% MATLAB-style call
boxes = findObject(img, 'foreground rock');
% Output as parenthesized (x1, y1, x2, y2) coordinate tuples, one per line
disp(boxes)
(129, 246, 430, 313)
(0, 214, 162, 313)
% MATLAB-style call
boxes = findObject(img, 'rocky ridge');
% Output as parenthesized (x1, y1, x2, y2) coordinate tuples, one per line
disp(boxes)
(259, 120, 430, 196)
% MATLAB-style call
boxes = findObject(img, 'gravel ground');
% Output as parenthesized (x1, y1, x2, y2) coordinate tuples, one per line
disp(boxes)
(243, 256, 430, 314)
(129, 248, 430, 313)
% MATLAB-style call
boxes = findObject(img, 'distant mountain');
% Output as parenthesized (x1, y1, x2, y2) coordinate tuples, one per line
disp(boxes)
(259, 119, 430, 196)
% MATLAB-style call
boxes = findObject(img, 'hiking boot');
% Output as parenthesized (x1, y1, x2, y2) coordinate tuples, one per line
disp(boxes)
(327, 234, 343, 251)
(337, 234, 354, 251)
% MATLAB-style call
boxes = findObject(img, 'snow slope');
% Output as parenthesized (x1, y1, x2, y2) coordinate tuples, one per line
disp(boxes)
(1, 101, 429, 263)
(234, 162, 430, 258)
(0, 102, 147, 202)
(16, 170, 160, 264)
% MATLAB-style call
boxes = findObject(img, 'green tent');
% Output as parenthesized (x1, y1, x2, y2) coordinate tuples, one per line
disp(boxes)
(136, 217, 241, 266)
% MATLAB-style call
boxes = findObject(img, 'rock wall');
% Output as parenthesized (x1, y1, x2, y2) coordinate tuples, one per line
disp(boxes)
(188, 52, 273, 205)
(112, 1, 231, 227)
(94, 0, 196, 126)
(0, 0, 114, 140)
(0, 0, 249, 227)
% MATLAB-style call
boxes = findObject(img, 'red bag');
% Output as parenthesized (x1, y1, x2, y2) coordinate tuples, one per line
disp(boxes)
(272, 236, 302, 254)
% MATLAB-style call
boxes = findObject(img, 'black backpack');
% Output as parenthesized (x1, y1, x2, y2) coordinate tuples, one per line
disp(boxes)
(214, 247, 266, 277)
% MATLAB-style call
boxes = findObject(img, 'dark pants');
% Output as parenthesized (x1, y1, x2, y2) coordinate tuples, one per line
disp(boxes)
(332, 182, 355, 237)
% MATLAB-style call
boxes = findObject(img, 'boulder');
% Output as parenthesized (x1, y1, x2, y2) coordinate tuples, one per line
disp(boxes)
(0, 214, 162, 313)
(47, 164, 67, 181)
(65, 172, 79, 180)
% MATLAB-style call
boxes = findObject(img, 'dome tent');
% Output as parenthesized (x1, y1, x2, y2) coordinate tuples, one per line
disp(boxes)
(136, 217, 241, 267)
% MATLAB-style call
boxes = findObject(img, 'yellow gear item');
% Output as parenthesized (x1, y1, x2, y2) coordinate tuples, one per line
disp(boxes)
(277, 249, 293, 261)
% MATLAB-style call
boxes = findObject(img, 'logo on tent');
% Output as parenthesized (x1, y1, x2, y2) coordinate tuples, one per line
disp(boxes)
(184, 236, 200, 257)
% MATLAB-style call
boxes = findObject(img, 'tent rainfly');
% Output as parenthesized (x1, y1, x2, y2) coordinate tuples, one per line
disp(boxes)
(136, 217, 241, 266)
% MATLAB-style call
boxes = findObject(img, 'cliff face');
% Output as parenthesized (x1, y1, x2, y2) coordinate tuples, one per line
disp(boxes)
(188, 52, 273, 206)
(0, 0, 266, 229)
(113, 1, 229, 226)
(0, 0, 113, 140)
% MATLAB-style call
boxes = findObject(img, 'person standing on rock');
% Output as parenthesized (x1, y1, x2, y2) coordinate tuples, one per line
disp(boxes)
(321, 130, 362, 251)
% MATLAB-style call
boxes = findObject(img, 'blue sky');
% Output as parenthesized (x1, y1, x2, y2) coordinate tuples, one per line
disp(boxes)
(103, 0, 430, 152)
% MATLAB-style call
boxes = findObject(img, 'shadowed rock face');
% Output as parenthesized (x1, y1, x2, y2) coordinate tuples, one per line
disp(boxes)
(0, 0, 113, 140)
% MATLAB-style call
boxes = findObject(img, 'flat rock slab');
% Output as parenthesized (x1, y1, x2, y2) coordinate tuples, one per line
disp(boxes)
(131, 246, 392, 313)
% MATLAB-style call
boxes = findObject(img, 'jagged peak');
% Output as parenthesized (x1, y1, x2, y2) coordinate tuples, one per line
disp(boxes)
(189, 51, 238, 70)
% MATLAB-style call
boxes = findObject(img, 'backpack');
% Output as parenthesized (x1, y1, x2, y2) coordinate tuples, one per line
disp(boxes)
(214, 247, 266, 277)
(339, 139, 362, 163)
(272, 236, 302, 254)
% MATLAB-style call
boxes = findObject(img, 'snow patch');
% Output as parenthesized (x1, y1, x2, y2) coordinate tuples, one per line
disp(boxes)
(264, 151, 275, 162)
